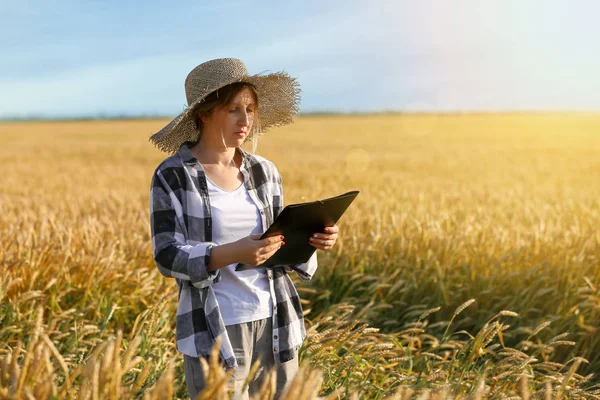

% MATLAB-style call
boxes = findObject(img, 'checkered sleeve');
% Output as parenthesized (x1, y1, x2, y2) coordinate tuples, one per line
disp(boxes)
(150, 169, 220, 289)
(271, 164, 318, 281)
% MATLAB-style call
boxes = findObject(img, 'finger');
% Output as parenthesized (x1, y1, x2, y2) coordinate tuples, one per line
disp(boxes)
(309, 238, 335, 248)
(262, 246, 280, 261)
(266, 246, 280, 258)
(264, 235, 284, 245)
(324, 225, 339, 234)
(310, 242, 332, 251)
(319, 241, 335, 251)
(270, 241, 283, 253)
(309, 237, 336, 246)
(259, 240, 283, 255)
(313, 233, 338, 241)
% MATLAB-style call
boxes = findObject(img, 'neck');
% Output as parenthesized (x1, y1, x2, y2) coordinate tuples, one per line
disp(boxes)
(191, 136, 239, 168)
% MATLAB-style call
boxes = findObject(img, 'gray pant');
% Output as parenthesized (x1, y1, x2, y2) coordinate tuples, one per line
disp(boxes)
(183, 317, 299, 400)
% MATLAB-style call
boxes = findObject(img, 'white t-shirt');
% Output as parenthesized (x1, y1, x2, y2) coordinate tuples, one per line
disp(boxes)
(206, 174, 274, 326)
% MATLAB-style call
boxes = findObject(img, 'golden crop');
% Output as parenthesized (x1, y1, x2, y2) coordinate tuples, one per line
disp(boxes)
(1, 114, 599, 399)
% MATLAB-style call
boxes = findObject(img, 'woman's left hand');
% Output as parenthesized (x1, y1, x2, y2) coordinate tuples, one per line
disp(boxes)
(309, 224, 339, 251)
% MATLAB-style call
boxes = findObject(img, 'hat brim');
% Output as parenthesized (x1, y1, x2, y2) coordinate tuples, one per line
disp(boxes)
(149, 71, 301, 154)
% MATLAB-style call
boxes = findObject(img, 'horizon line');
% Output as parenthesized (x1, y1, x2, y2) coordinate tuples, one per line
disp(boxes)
(1, 109, 600, 123)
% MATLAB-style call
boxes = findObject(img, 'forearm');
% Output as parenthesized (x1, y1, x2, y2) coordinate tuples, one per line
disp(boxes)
(207, 241, 240, 272)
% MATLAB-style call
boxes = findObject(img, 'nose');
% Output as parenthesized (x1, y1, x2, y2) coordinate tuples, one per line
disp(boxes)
(238, 110, 251, 127)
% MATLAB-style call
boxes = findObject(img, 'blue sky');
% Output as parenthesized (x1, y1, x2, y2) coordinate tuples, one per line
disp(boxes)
(1, 0, 599, 118)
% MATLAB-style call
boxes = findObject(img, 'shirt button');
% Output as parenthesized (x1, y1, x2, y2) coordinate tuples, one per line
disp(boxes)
(260, 210, 264, 215)
(274, 335, 278, 340)
(274, 305, 277, 310)
(269, 276, 273, 280)
(274, 348, 278, 353)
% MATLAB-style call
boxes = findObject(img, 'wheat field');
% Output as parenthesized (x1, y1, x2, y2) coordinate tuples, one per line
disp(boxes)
(1, 114, 599, 399)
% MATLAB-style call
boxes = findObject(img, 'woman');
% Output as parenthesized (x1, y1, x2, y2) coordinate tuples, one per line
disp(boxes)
(148, 58, 340, 399)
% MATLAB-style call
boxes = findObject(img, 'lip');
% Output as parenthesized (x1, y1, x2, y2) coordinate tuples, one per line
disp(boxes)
(234, 131, 247, 135)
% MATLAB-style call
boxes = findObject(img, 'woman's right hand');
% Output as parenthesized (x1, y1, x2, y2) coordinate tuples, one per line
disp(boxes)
(234, 234, 285, 266)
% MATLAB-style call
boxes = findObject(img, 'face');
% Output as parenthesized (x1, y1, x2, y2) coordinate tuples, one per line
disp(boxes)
(203, 87, 256, 145)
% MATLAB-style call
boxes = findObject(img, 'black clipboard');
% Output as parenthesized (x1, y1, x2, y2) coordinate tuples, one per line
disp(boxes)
(235, 190, 359, 271)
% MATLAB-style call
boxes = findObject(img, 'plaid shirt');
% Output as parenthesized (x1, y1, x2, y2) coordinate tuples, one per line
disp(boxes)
(149, 141, 318, 369)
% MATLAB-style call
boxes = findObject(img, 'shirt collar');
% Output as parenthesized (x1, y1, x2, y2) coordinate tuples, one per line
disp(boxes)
(178, 141, 249, 171)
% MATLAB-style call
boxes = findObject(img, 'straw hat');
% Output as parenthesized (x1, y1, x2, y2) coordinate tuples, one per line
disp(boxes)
(149, 58, 301, 154)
